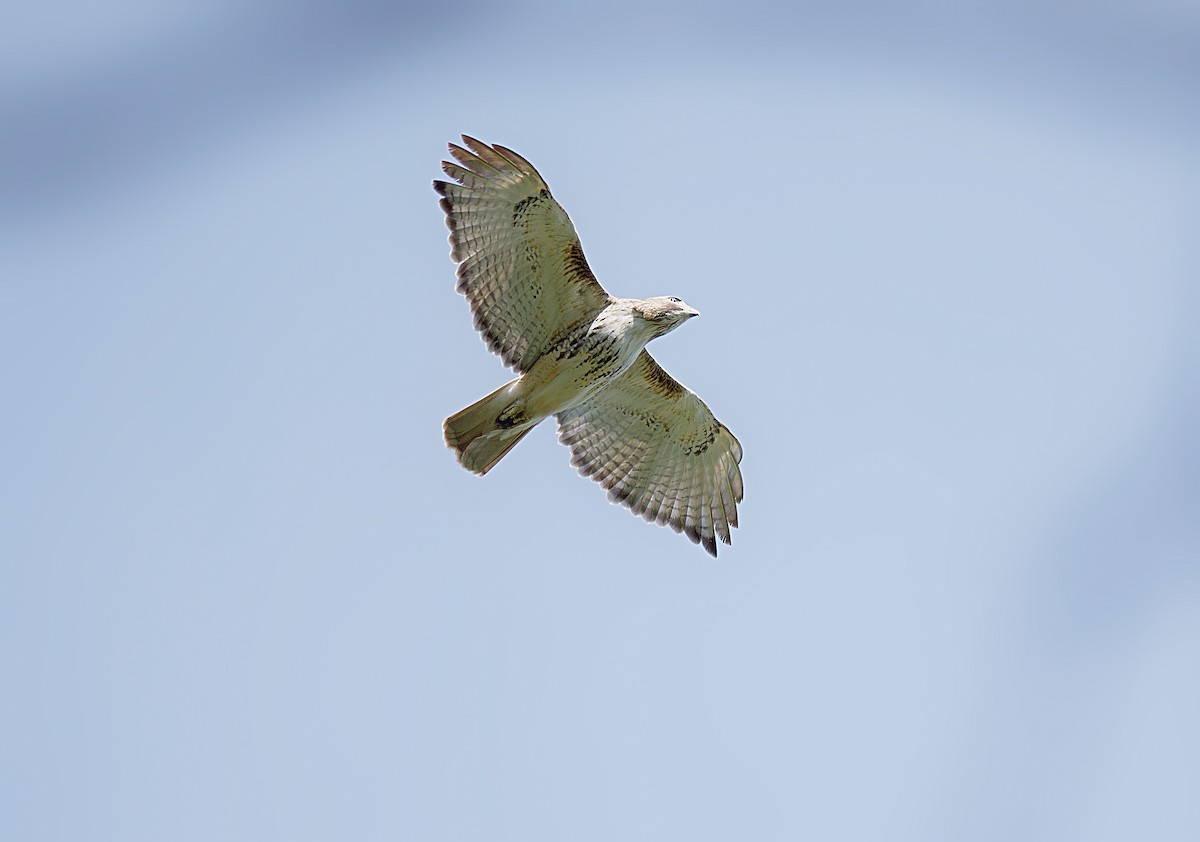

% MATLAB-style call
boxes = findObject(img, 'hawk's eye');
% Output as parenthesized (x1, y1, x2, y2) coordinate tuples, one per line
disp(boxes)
(669, 297, 681, 303)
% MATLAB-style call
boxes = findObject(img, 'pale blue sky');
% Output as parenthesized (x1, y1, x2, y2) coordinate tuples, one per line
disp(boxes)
(3, 2, 1198, 840)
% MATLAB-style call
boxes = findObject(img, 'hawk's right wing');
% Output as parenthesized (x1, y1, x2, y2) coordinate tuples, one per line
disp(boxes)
(434, 136, 613, 374)
(556, 351, 744, 557)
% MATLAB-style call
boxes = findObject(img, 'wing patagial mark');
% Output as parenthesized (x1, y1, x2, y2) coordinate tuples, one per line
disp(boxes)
(564, 240, 596, 282)
(643, 360, 685, 398)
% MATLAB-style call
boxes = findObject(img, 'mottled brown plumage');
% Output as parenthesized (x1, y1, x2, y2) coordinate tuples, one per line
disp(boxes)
(435, 136, 743, 556)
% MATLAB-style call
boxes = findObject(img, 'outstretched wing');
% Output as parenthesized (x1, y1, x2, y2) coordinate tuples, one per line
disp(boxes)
(434, 136, 613, 374)
(556, 351, 744, 557)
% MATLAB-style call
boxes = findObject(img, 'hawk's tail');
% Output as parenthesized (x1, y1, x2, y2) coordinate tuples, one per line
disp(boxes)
(444, 381, 535, 475)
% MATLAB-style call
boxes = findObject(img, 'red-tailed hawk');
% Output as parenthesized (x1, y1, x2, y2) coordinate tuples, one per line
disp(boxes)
(435, 136, 743, 556)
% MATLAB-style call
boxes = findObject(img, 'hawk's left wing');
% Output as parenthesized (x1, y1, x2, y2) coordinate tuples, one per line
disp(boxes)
(556, 351, 743, 556)
(434, 136, 612, 374)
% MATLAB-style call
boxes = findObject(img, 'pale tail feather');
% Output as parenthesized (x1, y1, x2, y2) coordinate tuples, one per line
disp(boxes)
(444, 381, 534, 475)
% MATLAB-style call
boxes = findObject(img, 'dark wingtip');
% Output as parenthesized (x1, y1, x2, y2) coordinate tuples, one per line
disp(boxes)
(607, 484, 632, 505)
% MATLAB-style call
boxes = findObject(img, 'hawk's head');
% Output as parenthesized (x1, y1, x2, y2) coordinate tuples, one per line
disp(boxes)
(636, 296, 700, 338)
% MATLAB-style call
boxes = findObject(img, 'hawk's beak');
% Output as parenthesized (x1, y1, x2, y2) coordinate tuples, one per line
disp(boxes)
(685, 306, 700, 318)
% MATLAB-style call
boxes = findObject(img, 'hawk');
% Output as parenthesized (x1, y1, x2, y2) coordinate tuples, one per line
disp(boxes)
(435, 136, 743, 556)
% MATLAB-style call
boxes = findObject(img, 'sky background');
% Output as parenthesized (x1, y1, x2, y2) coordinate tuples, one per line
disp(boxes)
(3, 1, 1199, 840)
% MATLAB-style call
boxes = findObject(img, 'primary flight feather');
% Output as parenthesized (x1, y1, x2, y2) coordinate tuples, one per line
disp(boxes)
(435, 136, 743, 556)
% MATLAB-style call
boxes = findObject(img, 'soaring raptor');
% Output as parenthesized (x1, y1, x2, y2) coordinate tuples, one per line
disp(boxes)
(435, 136, 743, 556)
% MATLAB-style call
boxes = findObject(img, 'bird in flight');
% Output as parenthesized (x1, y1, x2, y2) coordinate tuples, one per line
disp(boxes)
(435, 136, 743, 556)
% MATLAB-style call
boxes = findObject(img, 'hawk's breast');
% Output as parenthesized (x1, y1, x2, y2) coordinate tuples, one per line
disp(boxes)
(528, 312, 648, 416)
